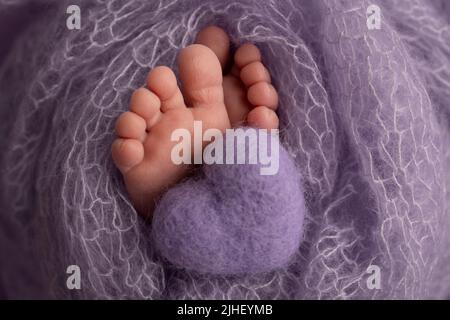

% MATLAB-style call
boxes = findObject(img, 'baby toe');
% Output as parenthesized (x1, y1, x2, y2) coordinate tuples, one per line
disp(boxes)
(146, 66, 185, 112)
(195, 26, 230, 70)
(111, 138, 144, 174)
(234, 43, 261, 69)
(240, 61, 271, 87)
(247, 106, 279, 130)
(177, 44, 224, 107)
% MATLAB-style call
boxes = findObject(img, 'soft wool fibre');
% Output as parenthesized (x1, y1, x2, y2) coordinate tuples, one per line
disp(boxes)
(153, 128, 305, 275)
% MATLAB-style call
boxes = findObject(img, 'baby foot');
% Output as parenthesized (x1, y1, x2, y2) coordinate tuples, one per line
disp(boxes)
(195, 26, 279, 129)
(112, 44, 230, 218)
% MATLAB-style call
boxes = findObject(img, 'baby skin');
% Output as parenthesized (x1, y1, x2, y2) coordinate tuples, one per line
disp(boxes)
(112, 26, 279, 218)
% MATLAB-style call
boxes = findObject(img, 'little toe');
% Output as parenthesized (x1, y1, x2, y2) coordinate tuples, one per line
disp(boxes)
(111, 138, 144, 174)
(247, 106, 279, 130)
(146, 66, 185, 112)
(247, 82, 278, 110)
(195, 26, 230, 71)
(240, 61, 271, 87)
(115, 111, 147, 141)
(130, 88, 162, 128)
(177, 44, 224, 107)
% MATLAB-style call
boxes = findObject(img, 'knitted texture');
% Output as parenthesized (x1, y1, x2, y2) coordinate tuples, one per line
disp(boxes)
(0, 0, 449, 299)
(153, 128, 305, 275)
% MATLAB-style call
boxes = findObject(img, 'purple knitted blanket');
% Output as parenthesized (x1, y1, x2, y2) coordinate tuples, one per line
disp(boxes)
(0, 0, 449, 299)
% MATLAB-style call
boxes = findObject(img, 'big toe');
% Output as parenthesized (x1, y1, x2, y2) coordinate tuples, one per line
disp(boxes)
(177, 44, 224, 107)
(195, 26, 230, 71)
